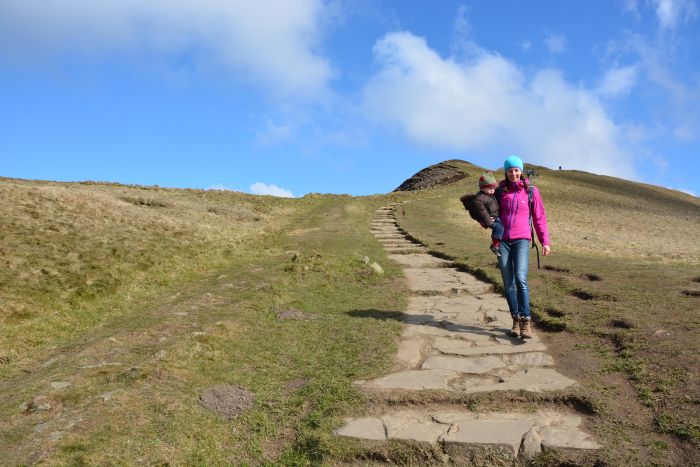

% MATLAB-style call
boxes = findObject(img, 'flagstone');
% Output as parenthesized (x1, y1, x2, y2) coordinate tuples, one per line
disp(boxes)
(361, 369, 458, 390)
(334, 417, 386, 440)
(422, 355, 505, 373)
(458, 368, 577, 393)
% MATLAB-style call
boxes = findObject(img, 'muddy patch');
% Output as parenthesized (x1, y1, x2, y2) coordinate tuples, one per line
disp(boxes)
(200, 385, 255, 420)
(610, 318, 635, 329)
(570, 289, 616, 301)
(543, 265, 571, 274)
(544, 308, 566, 318)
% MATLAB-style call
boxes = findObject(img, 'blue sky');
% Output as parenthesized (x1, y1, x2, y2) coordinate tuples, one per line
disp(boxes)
(1, 0, 699, 197)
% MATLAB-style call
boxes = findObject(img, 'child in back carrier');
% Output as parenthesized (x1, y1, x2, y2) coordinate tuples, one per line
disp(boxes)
(473, 172, 503, 256)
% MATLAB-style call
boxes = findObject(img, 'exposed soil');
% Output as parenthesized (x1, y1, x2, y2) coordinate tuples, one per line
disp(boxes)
(199, 384, 255, 420)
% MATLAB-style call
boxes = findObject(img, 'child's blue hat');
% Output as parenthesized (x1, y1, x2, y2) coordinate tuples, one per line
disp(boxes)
(504, 155, 524, 172)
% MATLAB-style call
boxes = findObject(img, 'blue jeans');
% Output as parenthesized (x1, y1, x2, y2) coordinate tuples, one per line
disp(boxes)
(490, 218, 503, 241)
(497, 239, 530, 319)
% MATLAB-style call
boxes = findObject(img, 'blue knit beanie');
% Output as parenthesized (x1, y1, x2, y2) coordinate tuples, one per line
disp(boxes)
(504, 155, 524, 172)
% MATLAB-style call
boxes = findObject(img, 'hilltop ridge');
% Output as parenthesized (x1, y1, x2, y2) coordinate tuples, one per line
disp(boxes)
(393, 159, 485, 191)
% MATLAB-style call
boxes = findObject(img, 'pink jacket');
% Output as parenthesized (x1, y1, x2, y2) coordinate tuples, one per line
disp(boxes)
(498, 180, 551, 246)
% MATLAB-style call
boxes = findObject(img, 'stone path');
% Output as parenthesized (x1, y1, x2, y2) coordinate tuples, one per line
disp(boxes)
(336, 204, 599, 463)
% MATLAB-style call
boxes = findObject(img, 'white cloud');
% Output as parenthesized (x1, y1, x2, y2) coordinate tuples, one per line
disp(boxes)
(250, 182, 294, 197)
(598, 65, 638, 97)
(654, 0, 698, 29)
(520, 41, 532, 51)
(624, 0, 641, 14)
(363, 31, 634, 178)
(255, 119, 295, 146)
(544, 33, 567, 54)
(0, 0, 334, 98)
(608, 32, 700, 140)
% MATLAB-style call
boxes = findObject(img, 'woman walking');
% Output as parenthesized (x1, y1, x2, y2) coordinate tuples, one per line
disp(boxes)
(496, 155, 551, 339)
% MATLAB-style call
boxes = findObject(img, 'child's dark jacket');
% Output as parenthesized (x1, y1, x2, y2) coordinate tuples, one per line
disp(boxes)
(473, 192, 499, 227)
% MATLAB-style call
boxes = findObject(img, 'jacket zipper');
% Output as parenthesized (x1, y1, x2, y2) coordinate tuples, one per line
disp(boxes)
(505, 185, 519, 239)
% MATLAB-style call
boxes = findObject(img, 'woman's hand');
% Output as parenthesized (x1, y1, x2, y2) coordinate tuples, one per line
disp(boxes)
(543, 245, 551, 256)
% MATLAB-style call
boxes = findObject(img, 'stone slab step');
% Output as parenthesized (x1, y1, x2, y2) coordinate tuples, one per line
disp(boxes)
(335, 408, 600, 461)
(359, 367, 575, 393)
(403, 268, 493, 295)
(374, 237, 410, 242)
(386, 249, 427, 255)
(380, 242, 419, 249)
(387, 254, 451, 268)
(377, 238, 416, 244)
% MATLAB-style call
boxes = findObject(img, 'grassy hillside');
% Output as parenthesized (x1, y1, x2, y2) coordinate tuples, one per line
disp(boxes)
(394, 161, 700, 464)
(0, 178, 292, 374)
(0, 165, 698, 464)
(0, 178, 413, 464)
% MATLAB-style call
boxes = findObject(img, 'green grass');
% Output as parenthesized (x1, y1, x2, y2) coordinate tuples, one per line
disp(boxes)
(0, 180, 410, 464)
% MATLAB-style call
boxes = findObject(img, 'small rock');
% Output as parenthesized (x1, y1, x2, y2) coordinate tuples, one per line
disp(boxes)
(19, 401, 29, 412)
(360, 255, 370, 264)
(34, 422, 51, 433)
(155, 350, 167, 359)
(47, 431, 65, 442)
(174, 312, 188, 317)
(64, 418, 82, 429)
(192, 331, 205, 336)
(521, 427, 542, 458)
(108, 337, 120, 343)
(370, 262, 384, 275)
(158, 337, 167, 343)
(484, 311, 499, 322)
(41, 357, 59, 368)
(38, 404, 53, 411)
(50, 381, 72, 390)
(218, 275, 227, 279)
(98, 390, 119, 402)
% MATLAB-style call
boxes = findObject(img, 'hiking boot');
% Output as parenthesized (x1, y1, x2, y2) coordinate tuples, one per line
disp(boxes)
(519, 317, 533, 339)
(508, 317, 520, 337)
(490, 244, 501, 256)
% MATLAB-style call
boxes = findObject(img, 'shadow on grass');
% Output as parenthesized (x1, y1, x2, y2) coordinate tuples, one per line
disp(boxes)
(347, 309, 404, 321)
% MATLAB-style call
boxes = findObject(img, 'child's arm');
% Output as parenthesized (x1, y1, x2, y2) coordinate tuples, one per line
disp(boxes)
(473, 198, 493, 228)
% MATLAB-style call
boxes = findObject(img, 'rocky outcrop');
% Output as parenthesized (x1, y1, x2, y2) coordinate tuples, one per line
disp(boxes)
(394, 160, 471, 191)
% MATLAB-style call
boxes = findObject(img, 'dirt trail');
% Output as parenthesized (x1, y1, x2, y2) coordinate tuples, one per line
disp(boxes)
(335, 204, 601, 464)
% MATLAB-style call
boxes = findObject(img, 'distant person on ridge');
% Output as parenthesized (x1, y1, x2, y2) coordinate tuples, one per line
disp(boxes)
(460, 172, 504, 256)
(496, 155, 551, 339)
